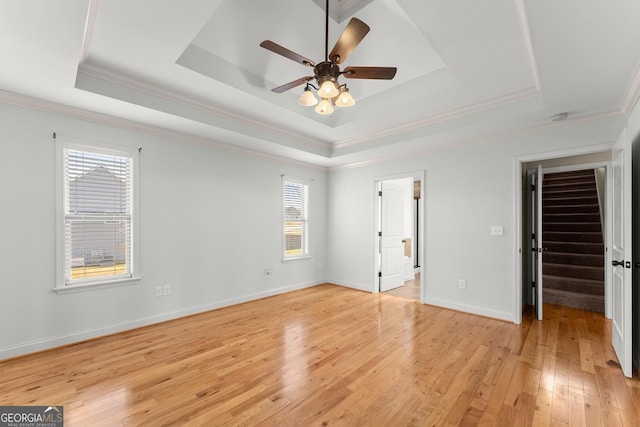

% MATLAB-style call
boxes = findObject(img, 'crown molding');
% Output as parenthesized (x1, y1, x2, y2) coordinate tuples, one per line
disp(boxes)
(77, 63, 328, 151)
(515, 0, 541, 92)
(329, 110, 624, 171)
(0, 89, 327, 171)
(621, 59, 640, 116)
(332, 87, 541, 150)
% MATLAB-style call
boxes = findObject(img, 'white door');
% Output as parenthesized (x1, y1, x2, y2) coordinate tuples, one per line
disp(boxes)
(532, 165, 544, 320)
(380, 181, 405, 292)
(611, 129, 632, 378)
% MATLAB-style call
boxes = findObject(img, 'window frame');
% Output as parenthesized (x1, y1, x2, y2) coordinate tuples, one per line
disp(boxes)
(55, 136, 140, 292)
(282, 175, 311, 262)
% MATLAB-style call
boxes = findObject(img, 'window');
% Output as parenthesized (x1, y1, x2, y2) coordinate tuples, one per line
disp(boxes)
(56, 137, 139, 290)
(282, 176, 309, 260)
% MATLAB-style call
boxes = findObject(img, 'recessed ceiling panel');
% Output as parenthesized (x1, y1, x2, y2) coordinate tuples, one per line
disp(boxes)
(182, 0, 445, 103)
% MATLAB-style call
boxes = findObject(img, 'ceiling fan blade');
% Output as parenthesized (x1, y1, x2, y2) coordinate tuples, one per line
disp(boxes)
(271, 76, 314, 93)
(328, 18, 370, 64)
(260, 40, 315, 67)
(343, 66, 397, 80)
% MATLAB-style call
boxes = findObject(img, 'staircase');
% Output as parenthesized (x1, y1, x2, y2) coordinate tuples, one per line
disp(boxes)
(541, 169, 605, 312)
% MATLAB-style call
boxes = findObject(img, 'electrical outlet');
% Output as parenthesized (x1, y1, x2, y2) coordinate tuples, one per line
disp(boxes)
(163, 284, 172, 296)
(490, 225, 504, 236)
(458, 279, 466, 289)
(155, 286, 163, 297)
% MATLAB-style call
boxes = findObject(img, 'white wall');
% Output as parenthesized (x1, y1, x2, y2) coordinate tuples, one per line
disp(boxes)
(327, 119, 624, 321)
(0, 102, 327, 359)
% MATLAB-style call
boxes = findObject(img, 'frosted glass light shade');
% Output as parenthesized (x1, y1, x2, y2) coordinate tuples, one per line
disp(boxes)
(315, 99, 334, 115)
(319, 80, 339, 98)
(335, 87, 355, 107)
(298, 88, 318, 106)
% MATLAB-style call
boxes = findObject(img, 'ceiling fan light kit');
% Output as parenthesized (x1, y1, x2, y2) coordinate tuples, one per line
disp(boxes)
(261, 0, 397, 115)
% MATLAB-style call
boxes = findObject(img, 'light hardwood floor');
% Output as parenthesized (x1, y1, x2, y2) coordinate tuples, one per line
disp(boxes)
(1, 284, 639, 426)
(384, 273, 421, 301)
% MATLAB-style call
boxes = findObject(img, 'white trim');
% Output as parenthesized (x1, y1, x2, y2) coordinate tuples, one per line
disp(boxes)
(77, 63, 328, 151)
(426, 297, 513, 323)
(79, 0, 100, 63)
(621, 59, 640, 116)
(515, 0, 541, 92)
(0, 89, 327, 172)
(0, 280, 323, 361)
(328, 279, 371, 293)
(330, 114, 624, 171)
(333, 88, 541, 150)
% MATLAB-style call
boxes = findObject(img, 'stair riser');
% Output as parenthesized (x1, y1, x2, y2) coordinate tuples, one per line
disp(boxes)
(543, 213, 601, 222)
(543, 232, 602, 243)
(542, 194, 598, 206)
(543, 252, 604, 266)
(543, 197, 599, 206)
(544, 223, 601, 232)
(543, 190, 598, 199)
(542, 264, 604, 281)
(542, 276, 604, 295)
(543, 182, 598, 191)
(544, 242, 604, 254)
(544, 205, 599, 214)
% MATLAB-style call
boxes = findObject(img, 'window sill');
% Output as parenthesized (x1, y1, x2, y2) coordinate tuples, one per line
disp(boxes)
(53, 276, 141, 294)
(282, 256, 312, 263)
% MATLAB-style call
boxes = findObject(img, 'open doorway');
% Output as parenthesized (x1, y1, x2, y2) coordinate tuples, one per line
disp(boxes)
(525, 163, 609, 318)
(521, 153, 611, 320)
(374, 172, 424, 303)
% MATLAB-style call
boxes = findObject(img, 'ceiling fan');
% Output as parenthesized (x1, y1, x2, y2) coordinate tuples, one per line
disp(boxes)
(259, 0, 397, 114)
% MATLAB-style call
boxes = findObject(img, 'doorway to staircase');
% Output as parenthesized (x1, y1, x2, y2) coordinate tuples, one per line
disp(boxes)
(523, 153, 611, 319)
(540, 168, 605, 312)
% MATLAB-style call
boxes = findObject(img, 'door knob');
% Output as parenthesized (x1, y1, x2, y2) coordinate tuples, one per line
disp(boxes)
(612, 260, 624, 267)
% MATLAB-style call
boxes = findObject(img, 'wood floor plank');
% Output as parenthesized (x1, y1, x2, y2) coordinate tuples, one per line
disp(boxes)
(0, 285, 638, 426)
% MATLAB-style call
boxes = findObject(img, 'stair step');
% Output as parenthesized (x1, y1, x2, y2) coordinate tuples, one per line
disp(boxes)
(543, 196, 599, 206)
(543, 188, 597, 198)
(542, 288, 604, 312)
(543, 231, 602, 243)
(543, 204, 599, 214)
(543, 213, 601, 222)
(543, 182, 598, 191)
(544, 241, 604, 254)
(544, 222, 601, 232)
(542, 274, 604, 295)
(542, 263, 604, 280)
(543, 251, 604, 266)
(545, 169, 594, 178)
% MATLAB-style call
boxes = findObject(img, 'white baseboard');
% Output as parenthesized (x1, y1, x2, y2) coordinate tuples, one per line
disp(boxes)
(327, 279, 372, 293)
(0, 280, 323, 361)
(425, 297, 514, 323)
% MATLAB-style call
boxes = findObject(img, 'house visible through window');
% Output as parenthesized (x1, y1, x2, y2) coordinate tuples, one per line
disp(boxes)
(283, 177, 309, 260)
(56, 138, 139, 289)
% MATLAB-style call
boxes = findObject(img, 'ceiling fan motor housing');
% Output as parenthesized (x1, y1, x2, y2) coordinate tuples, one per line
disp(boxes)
(315, 61, 341, 85)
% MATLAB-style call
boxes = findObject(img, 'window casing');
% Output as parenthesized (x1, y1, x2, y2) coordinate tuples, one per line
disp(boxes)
(282, 176, 309, 260)
(56, 137, 139, 290)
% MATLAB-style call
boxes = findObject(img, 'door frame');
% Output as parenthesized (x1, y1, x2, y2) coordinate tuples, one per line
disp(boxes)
(373, 170, 425, 304)
(513, 144, 613, 324)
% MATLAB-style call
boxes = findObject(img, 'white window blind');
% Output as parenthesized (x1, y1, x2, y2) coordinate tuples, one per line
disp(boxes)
(59, 143, 136, 287)
(283, 177, 309, 260)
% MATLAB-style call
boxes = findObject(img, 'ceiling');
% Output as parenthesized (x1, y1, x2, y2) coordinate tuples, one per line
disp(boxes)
(1, 0, 639, 168)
